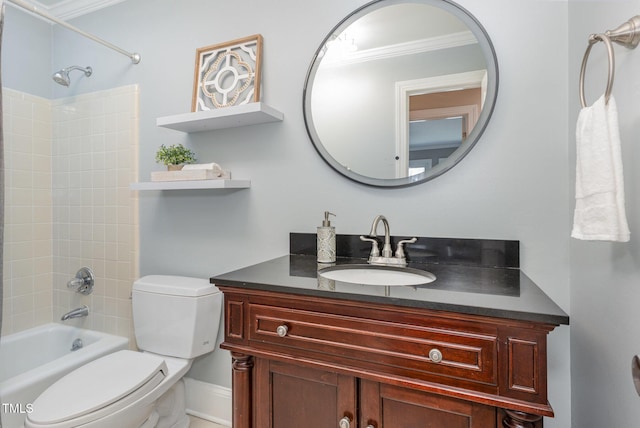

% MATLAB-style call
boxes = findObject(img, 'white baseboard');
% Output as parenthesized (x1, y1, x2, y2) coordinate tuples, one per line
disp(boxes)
(183, 377, 232, 427)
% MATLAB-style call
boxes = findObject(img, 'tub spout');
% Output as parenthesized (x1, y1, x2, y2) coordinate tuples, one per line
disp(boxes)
(61, 305, 89, 321)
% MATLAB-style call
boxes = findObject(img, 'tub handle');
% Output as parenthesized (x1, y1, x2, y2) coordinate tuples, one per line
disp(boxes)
(67, 267, 94, 295)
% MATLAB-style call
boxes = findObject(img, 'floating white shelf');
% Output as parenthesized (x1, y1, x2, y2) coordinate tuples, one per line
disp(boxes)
(130, 179, 251, 191)
(156, 102, 284, 133)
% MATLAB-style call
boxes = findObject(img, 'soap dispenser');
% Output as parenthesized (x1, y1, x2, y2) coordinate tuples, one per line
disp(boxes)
(317, 211, 336, 263)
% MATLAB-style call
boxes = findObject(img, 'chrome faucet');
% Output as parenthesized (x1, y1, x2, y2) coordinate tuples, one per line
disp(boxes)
(360, 215, 417, 266)
(370, 215, 393, 257)
(61, 305, 89, 321)
(70, 338, 83, 351)
(67, 267, 95, 295)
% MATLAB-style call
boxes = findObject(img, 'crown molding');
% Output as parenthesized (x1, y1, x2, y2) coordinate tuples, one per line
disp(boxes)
(322, 31, 477, 67)
(26, 0, 127, 20)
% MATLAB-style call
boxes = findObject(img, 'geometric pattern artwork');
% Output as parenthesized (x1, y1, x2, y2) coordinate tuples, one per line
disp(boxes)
(192, 34, 263, 111)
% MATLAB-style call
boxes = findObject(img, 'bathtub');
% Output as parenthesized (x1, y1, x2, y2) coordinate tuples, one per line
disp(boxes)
(0, 323, 129, 428)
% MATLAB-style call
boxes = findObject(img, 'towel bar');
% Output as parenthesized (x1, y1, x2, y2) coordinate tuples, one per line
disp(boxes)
(579, 15, 640, 108)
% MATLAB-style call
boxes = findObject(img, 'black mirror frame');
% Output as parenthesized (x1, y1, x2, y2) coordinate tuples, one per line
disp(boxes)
(303, 0, 499, 188)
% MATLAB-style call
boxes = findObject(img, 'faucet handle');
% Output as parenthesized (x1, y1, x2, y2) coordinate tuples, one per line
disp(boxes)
(360, 236, 380, 257)
(395, 237, 417, 259)
(67, 267, 95, 295)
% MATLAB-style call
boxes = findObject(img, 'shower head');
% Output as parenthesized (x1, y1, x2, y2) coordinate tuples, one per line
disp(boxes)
(52, 66, 92, 87)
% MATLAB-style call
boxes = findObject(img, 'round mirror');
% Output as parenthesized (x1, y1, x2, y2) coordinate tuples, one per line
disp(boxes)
(303, 0, 498, 187)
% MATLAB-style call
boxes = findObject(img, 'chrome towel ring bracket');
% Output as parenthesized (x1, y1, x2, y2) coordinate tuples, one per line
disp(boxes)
(579, 33, 615, 108)
(579, 15, 640, 108)
(606, 15, 640, 49)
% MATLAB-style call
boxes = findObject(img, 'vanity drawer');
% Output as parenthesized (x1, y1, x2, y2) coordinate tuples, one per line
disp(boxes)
(248, 303, 498, 386)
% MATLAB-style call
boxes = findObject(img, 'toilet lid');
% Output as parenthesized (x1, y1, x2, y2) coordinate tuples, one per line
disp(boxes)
(29, 350, 167, 425)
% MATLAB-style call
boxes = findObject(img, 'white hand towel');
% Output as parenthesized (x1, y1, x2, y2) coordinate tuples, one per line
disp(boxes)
(182, 162, 222, 171)
(182, 162, 224, 176)
(572, 94, 630, 242)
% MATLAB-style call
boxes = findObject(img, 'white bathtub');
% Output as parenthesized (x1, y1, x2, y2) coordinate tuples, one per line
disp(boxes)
(0, 323, 129, 428)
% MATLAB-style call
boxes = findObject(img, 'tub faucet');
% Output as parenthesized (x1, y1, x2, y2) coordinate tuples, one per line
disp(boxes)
(67, 267, 95, 295)
(61, 305, 89, 321)
(360, 215, 417, 266)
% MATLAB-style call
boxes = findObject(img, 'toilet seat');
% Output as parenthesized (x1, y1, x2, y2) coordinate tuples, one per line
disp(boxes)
(28, 350, 167, 427)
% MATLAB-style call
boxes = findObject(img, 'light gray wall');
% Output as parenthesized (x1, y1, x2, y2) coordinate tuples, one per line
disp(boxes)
(4, 0, 573, 426)
(569, 2, 640, 427)
(2, 6, 52, 98)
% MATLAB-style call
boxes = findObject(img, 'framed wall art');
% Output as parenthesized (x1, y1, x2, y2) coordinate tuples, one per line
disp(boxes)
(192, 34, 263, 112)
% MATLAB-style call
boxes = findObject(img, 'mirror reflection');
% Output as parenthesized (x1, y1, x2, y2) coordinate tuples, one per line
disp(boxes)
(303, 0, 498, 187)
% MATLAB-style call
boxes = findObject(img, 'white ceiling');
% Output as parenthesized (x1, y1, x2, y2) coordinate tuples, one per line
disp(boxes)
(25, 0, 127, 20)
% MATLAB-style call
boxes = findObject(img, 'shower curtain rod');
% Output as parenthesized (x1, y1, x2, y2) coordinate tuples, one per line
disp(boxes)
(5, 0, 140, 64)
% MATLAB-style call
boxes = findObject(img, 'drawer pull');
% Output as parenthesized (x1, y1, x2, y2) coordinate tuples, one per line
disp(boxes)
(429, 348, 443, 363)
(338, 416, 351, 428)
(276, 324, 289, 337)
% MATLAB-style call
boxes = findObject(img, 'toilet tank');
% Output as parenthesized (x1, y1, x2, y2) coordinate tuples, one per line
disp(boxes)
(132, 275, 222, 359)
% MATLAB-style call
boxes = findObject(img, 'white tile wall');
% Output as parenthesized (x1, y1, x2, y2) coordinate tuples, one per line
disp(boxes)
(2, 89, 53, 334)
(2, 85, 139, 347)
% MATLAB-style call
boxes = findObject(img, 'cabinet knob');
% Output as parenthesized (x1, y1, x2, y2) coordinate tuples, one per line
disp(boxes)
(429, 348, 443, 363)
(338, 416, 351, 428)
(276, 325, 289, 337)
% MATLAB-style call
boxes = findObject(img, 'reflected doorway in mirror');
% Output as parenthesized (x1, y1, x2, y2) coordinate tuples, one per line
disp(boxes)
(395, 70, 485, 178)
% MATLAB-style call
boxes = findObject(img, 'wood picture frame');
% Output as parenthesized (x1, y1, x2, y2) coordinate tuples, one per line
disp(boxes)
(192, 34, 263, 112)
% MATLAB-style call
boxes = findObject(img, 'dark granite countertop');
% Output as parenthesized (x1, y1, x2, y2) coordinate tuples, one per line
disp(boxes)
(210, 253, 569, 326)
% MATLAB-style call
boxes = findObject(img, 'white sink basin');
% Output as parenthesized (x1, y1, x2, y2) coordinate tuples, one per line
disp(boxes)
(318, 265, 436, 286)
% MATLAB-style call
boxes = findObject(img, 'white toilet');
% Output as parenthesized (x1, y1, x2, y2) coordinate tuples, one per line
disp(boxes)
(25, 275, 222, 428)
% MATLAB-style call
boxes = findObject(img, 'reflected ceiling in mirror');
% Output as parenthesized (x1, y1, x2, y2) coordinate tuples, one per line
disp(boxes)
(303, 0, 498, 187)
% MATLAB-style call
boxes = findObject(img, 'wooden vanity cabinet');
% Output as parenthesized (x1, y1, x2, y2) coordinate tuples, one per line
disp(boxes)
(220, 287, 555, 428)
(360, 379, 496, 427)
(254, 359, 357, 427)
(254, 359, 495, 428)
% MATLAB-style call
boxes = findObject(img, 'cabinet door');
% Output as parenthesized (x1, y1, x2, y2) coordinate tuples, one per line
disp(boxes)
(360, 379, 496, 428)
(254, 359, 357, 428)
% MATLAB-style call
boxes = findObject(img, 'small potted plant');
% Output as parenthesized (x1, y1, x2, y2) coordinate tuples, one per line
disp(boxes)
(155, 144, 197, 171)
